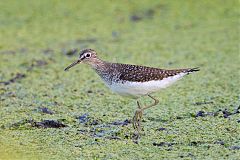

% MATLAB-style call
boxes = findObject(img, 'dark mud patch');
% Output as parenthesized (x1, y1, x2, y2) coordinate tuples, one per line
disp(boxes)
(36, 107, 54, 115)
(0, 73, 26, 85)
(4, 119, 67, 129)
(151, 106, 239, 124)
(152, 140, 236, 151)
(77, 113, 89, 124)
(130, 15, 143, 22)
(110, 119, 131, 126)
(179, 153, 195, 158)
(42, 48, 55, 55)
(194, 110, 220, 117)
(152, 141, 176, 150)
(189, 141, 212, 147)
(32, 120, 67, 128)
(214, 140, 225, 146)
(193, 101, 214, 105)
(75, 114, 132, 140)
(77, 114, 130, 127)
(76, 126, 121, 139)
(27, 59, 48, 71)
(153, 142, 176, 147)
(229, 146, 240, 150)
(76, 113, 102, 126)
(195, 106, 240, 118)
(147, 117, 168, 123)
(156, 127, 167, 131)
(62, 48, 79, 56)
(130, 7, 156, 22)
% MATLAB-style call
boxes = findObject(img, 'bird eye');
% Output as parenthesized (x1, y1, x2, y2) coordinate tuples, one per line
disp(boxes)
(85, 53, 91, 58)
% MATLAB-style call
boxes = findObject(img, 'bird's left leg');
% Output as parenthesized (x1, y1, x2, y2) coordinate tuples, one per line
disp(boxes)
(132, 100, 143, 132)
(141, 95, 159, 111)
(132, 95, 159, 134)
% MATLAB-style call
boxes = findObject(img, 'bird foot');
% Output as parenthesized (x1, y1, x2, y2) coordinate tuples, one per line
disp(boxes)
(132, 109, 143, 134)
(131, 132, 140, 143)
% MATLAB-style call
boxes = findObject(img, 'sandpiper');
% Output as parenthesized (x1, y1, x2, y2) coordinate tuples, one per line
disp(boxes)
(65, 49, 199, 135)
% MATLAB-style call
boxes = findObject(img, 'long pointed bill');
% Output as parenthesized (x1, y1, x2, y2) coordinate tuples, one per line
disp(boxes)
(64, 60, 81, 71)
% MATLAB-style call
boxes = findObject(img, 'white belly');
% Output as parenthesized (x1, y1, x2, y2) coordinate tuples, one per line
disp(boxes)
(105, 73, 187, 98)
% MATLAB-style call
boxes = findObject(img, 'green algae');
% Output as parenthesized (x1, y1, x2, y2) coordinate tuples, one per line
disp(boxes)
(0, 0, 239, 159)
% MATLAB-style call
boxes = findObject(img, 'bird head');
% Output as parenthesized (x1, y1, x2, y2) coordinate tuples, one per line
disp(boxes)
(64, 49, 98, 71)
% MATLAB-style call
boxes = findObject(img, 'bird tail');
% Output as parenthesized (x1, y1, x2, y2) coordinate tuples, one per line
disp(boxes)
(187, 67, 200, 73)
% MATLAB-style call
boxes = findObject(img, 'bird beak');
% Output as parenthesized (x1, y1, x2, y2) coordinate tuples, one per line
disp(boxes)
(64, 59, 81, 71)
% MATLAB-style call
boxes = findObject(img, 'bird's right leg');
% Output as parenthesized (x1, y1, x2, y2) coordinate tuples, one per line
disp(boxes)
(132, 100, 143, 135)
(132, 95, 159, 136)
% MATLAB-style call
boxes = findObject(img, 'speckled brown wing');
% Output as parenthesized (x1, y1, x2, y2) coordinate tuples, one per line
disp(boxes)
(114, 63, 199, 82)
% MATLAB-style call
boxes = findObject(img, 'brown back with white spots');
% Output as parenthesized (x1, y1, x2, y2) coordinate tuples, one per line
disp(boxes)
(111, 63, 199, 82)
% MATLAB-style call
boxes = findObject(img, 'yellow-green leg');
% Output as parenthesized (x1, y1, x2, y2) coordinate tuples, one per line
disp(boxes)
(132, 95, 159, 136)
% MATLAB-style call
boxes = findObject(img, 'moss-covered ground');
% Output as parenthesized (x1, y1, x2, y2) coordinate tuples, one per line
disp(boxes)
(0, 0, 239, 159)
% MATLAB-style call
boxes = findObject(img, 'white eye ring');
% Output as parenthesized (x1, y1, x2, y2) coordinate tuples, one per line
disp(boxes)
(85, 53, 91, 58)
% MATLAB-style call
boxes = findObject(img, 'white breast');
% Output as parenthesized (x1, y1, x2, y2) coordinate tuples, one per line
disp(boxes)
(105, 73, 187, 98)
